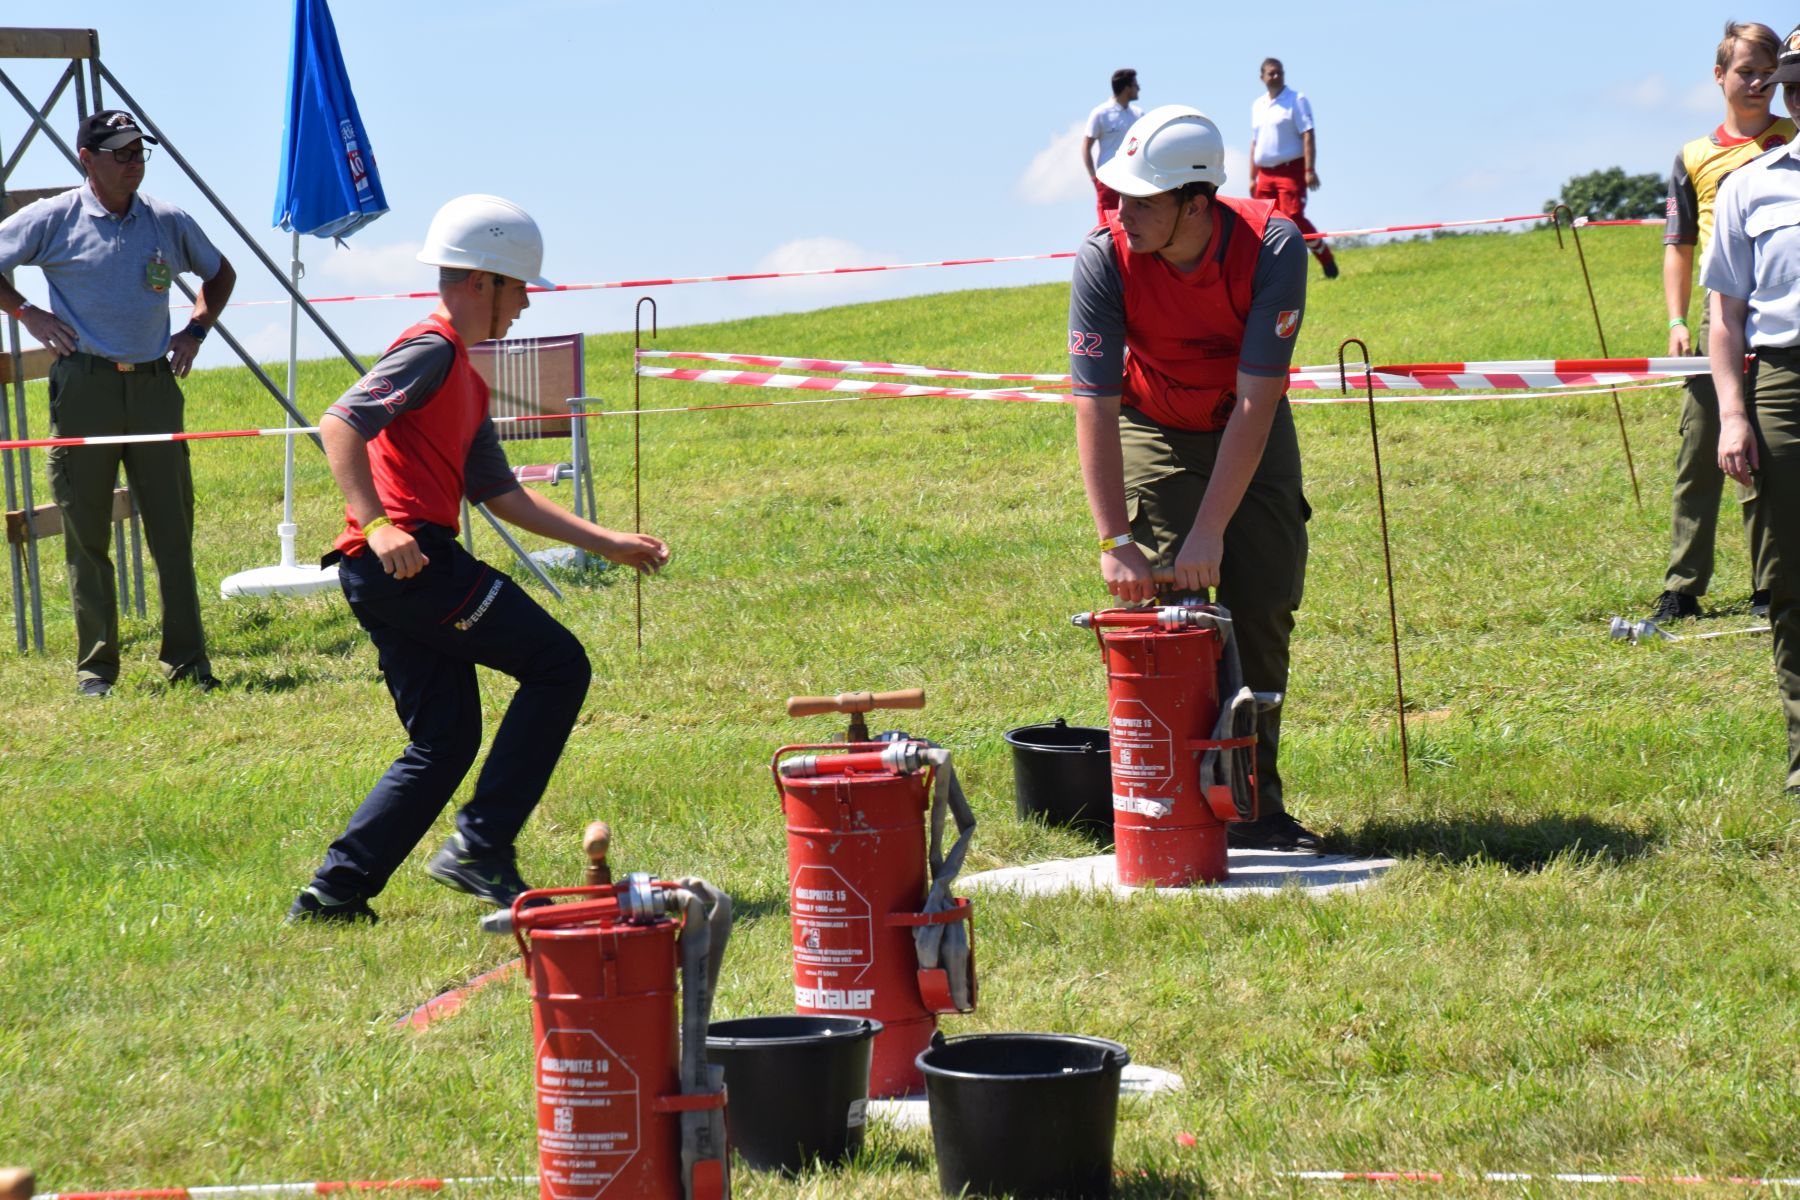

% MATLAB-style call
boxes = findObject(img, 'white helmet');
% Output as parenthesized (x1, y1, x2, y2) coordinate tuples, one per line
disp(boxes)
(416, 194, 552, 288)
(1096, 105, 1226, 198)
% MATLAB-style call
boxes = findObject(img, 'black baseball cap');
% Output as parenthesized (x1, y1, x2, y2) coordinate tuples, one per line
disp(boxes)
(77, 109, 158, 153)
(1772, 25, 1800, 84)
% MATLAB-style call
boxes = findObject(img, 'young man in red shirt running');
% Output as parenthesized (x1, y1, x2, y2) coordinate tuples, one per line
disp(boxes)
(288, 194, 669, 923)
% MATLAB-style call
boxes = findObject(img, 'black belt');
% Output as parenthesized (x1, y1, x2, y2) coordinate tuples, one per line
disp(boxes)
(69, 351, 169, 374)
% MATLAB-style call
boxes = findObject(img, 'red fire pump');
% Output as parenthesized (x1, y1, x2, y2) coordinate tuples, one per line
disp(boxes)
(773, 688, 977, 1097)
(508, 873, 734, 1200)
(1072, 605, 1266, 886)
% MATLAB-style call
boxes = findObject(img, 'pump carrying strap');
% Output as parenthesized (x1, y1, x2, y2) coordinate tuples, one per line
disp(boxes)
(916, 744, 977, 1012)
(1184, 604, 1266, 822)
(674, 877, 733, 1200)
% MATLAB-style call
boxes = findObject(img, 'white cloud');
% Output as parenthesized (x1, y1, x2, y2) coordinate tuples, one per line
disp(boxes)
(1016, 120, 1090, 206)
(304, 238, 427, 295)
(746, 236, 899, 301)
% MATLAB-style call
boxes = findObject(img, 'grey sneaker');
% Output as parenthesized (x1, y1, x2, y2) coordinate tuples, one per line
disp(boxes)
(77, 678, 113, 698)
(286, 887, 378, 924)
(425, 833, 533, 908)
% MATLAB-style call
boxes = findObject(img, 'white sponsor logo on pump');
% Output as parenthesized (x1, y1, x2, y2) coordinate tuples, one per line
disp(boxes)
(795, 985, 875, 1010)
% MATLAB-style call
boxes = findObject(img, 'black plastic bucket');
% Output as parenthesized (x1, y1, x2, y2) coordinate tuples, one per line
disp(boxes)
(917, 1031, 1131, 1199)
(706, 1015, 881, 1173)
(1004, 719, 1113, 840)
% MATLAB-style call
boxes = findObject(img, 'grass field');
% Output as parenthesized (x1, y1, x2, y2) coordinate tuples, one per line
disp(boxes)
(4, 224, 1798, 1198)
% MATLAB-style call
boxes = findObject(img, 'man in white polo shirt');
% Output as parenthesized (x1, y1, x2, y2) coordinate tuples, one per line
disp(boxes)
(1082, 69, 1143, 228)
(1250, 57, 1338, 279)
(1706, 19, 1800, 801)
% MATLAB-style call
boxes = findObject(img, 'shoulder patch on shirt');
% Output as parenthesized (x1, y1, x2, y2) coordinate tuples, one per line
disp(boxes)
(1275, 310, 1300, 338)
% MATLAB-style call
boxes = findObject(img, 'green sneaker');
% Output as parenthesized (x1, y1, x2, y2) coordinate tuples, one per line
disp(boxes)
(425, 833, 533, 907)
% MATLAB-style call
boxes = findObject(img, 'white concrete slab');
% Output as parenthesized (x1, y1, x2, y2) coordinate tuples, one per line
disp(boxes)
(868, 1063, 1184, 1129)
(961, 849, 1394, 899)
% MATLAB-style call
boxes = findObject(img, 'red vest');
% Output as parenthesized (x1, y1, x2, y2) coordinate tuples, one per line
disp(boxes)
(335, 313, 490, 555)
(1108, 194, 1275, 432)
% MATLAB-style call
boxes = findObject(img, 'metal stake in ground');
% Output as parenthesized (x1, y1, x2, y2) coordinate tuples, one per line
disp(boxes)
(1339, 337, 1409, 788)
(1552, 203, 1642, 510)
(633, 296, 657, 653)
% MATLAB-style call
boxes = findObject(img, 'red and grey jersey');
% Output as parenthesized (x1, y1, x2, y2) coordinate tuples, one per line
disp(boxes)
(326, 312, 519, 555)
(1068, 194, 1306, 432)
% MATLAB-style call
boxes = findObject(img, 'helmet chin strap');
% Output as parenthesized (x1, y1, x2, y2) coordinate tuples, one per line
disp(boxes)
(1153, 193, 1205, 259)
(487, 272, 504, 343)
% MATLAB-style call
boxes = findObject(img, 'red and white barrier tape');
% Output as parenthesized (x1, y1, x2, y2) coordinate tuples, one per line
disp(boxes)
(0, 380, 1686, 453)
(37, 1177, 536, 1200)
(215, 213, 1659, 310)
(639, 350, 1709, 392)
(635, 349, 1072, 382)
(632, 365, 1066, 403)
(1290, 1170, 1800, 1187)
(0, 353, 1695, 452)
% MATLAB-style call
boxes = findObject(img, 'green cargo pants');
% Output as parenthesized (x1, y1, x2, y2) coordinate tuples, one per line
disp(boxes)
(46, 353, 209, 684)
(1743, 347, 1800, 791)
(1667, 302, 1770, 596)
(1118, 400, 1309, 816)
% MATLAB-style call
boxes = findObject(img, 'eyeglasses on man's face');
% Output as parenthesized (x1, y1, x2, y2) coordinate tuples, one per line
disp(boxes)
(97, 144, 152, 164)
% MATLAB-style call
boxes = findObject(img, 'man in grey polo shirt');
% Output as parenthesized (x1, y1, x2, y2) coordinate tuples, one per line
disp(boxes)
(0, 109, 235, 697)
(1706, 21, 1800, 799)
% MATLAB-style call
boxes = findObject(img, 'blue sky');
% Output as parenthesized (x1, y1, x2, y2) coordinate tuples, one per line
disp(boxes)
(7, 1, 1763, 370)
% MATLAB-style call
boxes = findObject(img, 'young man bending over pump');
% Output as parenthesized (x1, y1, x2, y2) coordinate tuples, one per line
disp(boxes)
(1068, 105, 1322, 853)
(288, 194, 669, 924)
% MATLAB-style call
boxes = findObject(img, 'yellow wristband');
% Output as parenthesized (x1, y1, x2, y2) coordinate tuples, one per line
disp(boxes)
(1097, 531, 1134, 552)
(362, 515, 394, 535)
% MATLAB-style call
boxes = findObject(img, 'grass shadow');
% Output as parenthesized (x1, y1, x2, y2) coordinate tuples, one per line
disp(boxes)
(1343, 812, 1660, 870)
(1112, 1167, 1213, 1197)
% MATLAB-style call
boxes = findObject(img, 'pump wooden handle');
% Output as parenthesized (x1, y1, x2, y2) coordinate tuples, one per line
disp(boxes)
(0, 1167, 36, 1200)
(583, 820, 612, 887)
(786, 688, 926, 718)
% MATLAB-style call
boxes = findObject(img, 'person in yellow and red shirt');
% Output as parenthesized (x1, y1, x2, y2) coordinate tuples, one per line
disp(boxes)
(1651, 20, 1793, 626)
(287, 195, 669, 924)
(1069, 105, 1319, 852)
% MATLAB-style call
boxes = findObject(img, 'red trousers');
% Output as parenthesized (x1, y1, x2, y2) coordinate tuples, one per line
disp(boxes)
(1250, 159, 1335, 269)
(1093, 176, 1120, 227)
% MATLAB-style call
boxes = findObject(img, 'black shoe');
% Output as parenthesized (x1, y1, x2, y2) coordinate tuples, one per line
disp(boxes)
(1648, 590, 1701, 624)
(1752, 590, 1772, 619)
(77, 678, 113, 698)
(1321, 256, 1340, 279)
(1227, 811, 1324, 853)
(173, 669, 222, 693)
(426, 833, 534, 907)
(286, 888, 378, 924)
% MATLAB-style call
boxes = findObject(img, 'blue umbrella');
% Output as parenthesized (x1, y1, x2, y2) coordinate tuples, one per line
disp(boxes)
(223, 0, 388, 599)
(272, 0, 386, 240)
